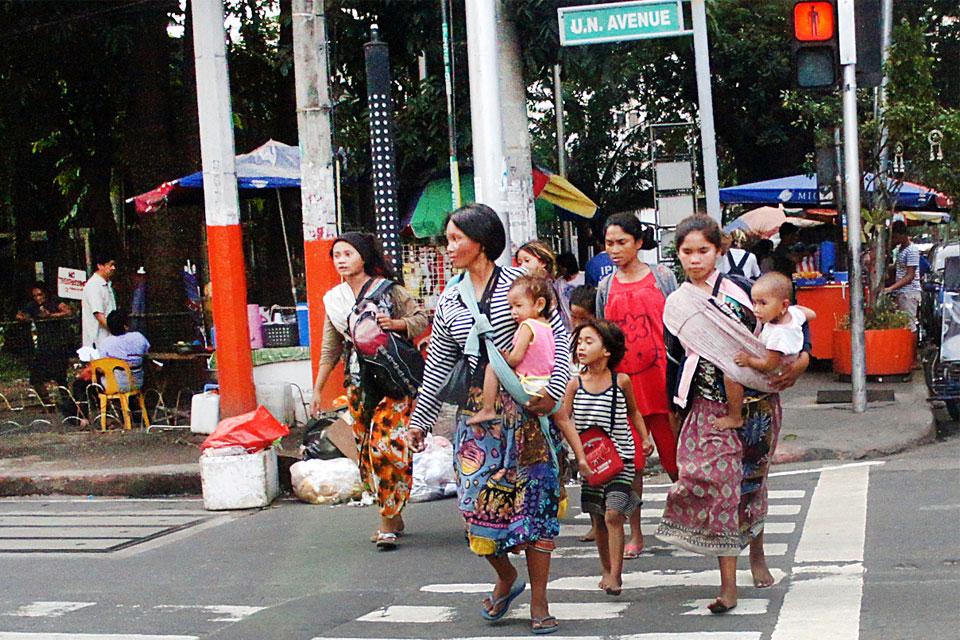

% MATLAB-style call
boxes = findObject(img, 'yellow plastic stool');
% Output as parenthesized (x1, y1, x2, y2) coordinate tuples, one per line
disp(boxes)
(90, 357, 150, 432)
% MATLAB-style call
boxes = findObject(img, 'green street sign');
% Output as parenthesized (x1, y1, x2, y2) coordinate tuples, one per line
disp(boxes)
(558, 0, 691, 46)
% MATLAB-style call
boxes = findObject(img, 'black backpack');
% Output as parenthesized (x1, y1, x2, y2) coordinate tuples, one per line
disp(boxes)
(726, 250, 753, 279)
(347, 279, 424, 399)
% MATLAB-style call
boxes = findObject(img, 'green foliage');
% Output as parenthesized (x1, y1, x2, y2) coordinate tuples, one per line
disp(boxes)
(839, 294, 912, 331)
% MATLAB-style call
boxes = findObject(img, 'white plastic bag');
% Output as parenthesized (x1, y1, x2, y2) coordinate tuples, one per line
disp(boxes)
(410, 434, 457, 502)
(290, 458, 362, 505)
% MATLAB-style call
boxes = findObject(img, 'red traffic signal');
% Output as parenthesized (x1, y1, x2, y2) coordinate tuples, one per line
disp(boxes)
(793, 1, 835, 41)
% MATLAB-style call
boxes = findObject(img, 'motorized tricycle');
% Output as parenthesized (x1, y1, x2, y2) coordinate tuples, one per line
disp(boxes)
(922, 254, 960, 420)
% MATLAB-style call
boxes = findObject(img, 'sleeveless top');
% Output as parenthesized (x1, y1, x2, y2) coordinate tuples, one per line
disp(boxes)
(604, 273, 669, 416)
(572, 375, 635, 478)
(515, 318, 556, 380)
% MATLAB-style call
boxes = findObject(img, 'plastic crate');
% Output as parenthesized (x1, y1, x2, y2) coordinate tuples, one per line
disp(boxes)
(262, 322, 299, 348)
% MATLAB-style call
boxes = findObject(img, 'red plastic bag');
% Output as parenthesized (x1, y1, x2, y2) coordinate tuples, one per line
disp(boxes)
(200, 405, 290, 453)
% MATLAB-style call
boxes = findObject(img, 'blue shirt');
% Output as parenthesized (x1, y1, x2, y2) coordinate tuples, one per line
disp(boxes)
(584, 252, 615, 288)
(99, 331, 151, 390)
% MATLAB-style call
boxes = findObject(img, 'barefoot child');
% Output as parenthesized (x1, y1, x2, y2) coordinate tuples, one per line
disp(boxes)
(468, 276, 558, 479)
(554, 319, 654, 596)
(715, 272, 816, 430)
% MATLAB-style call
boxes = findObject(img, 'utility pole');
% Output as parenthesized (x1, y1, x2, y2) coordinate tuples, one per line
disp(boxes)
(440, 0, 462, 211)
(690, 0, 721, 222)
(191, 0, 256, 417)
(292, 0, 342, 408)
(465, 0, 510, 264)
(554, 63, 574, 254)
(839, 0, 867, 412)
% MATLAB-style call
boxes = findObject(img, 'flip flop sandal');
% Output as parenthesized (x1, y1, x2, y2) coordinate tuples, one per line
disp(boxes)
(375, 531, 399, 551)
(531, 615, 560, 634)
(604, 586, 622, 596)
(371, 529, 405, 543)
(623, 544, 642, 559)
(480, 580, 526, 622)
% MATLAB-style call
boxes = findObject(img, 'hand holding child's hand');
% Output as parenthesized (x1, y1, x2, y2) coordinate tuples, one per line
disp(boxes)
(642, 436, 655, 456)
(577, 458, 593, 481)
(733, 351, 750, 367)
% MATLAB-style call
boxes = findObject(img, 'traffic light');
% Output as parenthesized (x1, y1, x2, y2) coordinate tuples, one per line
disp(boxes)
(792, 1, 839, 90)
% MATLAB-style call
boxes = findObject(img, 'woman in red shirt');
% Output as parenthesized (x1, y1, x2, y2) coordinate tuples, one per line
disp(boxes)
(596, 212, 679, 557)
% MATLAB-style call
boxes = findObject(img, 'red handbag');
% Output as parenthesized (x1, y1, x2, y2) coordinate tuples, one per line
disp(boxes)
(578, 372, 624, 487)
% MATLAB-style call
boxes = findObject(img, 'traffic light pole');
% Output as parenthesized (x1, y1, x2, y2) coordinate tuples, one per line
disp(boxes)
(842, 62, 867, 413)
(691, 0, 721, 223)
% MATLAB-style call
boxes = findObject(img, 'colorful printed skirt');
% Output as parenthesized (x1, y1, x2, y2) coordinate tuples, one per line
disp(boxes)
(455, 386, 561, 557)
(347, 384, 413, 519)
(657, 394, 781, 556)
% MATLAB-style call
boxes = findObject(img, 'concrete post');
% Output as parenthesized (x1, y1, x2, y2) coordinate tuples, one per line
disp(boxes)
(191, 0, 256, 417)
(292, 0, 343, 408)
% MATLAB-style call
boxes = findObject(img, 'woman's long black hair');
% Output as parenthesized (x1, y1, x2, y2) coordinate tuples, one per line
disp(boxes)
(603, 212, 657, 251)
(448, 203, 506, 262)
(331, 232, 396, 280)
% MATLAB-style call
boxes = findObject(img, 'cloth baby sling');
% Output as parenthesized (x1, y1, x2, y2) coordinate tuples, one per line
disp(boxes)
(453, 272, 560, 471)
(662, 279, 778, 405)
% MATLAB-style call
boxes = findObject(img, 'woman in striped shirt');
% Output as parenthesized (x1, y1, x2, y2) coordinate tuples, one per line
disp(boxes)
(407, 204, 571, 634)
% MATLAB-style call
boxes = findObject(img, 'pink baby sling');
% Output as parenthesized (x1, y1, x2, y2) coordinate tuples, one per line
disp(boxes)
(663, 277, 778, 407)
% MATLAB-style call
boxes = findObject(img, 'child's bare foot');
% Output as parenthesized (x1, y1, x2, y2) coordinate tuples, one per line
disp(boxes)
(578, 527, 596, 542)
(491, 468, 507, 482)
(467, 408, 497, 425)
(714, 415, 743, 430)
(750, 549, 775, 587)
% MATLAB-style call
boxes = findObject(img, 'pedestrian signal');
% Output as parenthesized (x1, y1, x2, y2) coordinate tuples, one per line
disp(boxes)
(792, 1, 839, 89)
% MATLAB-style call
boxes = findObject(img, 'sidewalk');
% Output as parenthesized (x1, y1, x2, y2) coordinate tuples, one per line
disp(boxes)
(0, 369, 938, 498)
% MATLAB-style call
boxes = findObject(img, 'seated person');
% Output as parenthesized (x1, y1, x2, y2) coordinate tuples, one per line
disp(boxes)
(98, 310, 150, 391)
(16, 282, 74, 410)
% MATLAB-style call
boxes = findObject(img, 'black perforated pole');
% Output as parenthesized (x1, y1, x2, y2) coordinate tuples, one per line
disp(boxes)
(364, 24, 402, 275)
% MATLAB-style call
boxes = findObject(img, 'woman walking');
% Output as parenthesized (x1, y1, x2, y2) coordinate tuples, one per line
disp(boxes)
(595, 212, 679, 558)
(657, 215, 809, 613)
(311, 232, 427, 550)
(407, 204, 571, 635)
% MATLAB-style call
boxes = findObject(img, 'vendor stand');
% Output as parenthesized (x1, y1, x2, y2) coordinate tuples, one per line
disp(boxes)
(795, 280, 850, 360)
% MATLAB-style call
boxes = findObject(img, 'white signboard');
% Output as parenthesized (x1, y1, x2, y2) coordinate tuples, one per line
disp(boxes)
(57, 267, 86, 301)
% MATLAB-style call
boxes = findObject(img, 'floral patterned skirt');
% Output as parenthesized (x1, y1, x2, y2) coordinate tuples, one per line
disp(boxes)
(347, 385, 413, 519)
(657, 394, 781, 556)
(455, 386, 561, 557)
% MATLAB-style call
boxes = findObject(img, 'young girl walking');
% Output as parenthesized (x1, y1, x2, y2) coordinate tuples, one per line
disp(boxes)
(555, 319, 654, 596)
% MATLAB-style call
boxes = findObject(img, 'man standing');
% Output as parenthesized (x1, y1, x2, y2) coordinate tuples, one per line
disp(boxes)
(81, 251, 118, 348)
(883, 220, 921, 331)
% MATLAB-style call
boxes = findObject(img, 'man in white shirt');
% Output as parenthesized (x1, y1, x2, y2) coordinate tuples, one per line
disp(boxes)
(883, 220, 921, 332)
(81, 252, 118, 347)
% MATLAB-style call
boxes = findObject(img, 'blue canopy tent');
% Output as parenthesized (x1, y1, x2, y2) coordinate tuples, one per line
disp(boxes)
(719, 173, 953, 212)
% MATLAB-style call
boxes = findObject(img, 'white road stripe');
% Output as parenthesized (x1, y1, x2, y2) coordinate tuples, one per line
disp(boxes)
(681, 598, 769, 615)
(552, 543, 788, 559)
(548, 568, 786, 591)
(766, 505, 801, 516)
(315, 634, 761, 640)
(772, 465, 870, 640)
(0, 634, 198, 640)
(2, 602, 95, 618)
(793, 465, 869, 564)
(761, 522, 795, 534)
(151, 605, 266, 623)
(356, 605, 456, 623)
(610, 490, 805, 502)
(560, 522, 794, 537)
(506, 602, 629, 620)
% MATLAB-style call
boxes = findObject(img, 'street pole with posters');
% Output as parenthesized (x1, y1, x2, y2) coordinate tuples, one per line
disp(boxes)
(292, 0, 343, 407)
(191, 0, 256, 417)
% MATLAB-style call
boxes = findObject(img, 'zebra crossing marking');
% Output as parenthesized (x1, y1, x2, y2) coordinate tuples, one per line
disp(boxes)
(1, 603, 95, 619)
(681, 599, 769, 615)
(552, 543, 788, 559)
(0, 634, 198, 640)
(548, 568, 787, 592)
(505, 602, 629, 621)
(356, 605, 457, 623)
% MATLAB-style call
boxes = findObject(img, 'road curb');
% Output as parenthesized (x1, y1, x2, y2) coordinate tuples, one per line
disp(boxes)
(0, 470, 201, 498)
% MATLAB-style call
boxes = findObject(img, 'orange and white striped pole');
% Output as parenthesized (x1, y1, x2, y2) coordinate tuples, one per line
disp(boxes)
(192, 0, 256, 417)
(293, 0, 343, 406)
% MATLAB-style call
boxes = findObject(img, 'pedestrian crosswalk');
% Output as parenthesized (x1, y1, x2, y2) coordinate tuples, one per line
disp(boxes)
(0, 462, 878, 640)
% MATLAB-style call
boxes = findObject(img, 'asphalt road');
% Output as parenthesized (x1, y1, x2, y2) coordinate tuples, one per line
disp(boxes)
(1, 434, 957, 640)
